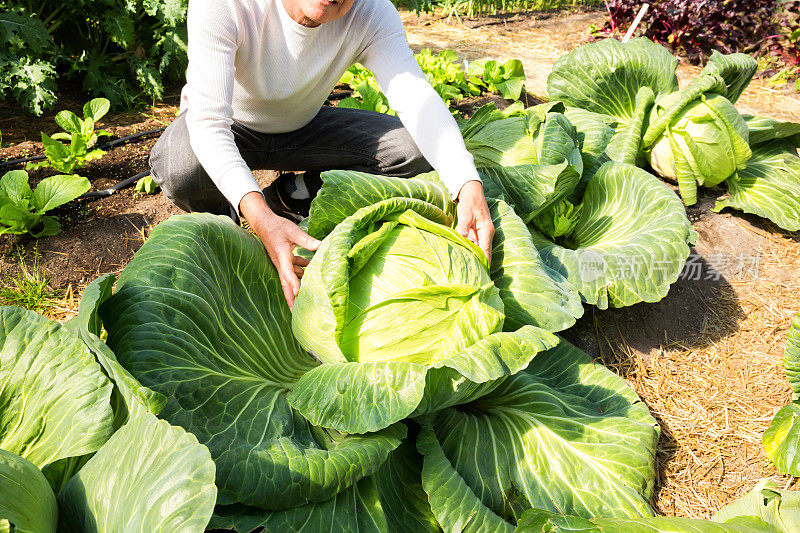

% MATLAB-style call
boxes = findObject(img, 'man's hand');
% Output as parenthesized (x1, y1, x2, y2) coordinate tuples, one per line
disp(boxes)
(240, 191, 320, 309)
(455, 180, 494, 265)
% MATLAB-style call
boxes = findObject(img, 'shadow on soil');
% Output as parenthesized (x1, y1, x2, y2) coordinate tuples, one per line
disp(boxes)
(562, 253, 746, 371)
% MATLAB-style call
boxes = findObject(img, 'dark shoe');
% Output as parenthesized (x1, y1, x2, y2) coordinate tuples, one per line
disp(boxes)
(263, 172, 306, 223)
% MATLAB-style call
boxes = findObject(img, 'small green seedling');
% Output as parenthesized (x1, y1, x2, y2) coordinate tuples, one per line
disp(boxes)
(0, 169, 90, 237)
(28, 97, 111, 175)
(135, 174, 158, 194)
(415, 48, 478, 105)
(338, 63, 379, 91)
(338, 82, 397, 116)
(467, 58, 526, 101)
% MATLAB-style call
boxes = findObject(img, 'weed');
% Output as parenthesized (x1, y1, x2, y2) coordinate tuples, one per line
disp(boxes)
(0, 250, 61, 315)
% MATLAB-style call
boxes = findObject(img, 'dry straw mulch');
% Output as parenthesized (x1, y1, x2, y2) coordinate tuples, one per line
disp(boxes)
(605, 223, 800, 518)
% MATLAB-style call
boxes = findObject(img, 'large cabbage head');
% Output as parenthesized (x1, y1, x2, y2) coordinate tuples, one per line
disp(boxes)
(646, 92, 751, 205)
(288, 194, 561, 434)
(292, 198, 504, 364)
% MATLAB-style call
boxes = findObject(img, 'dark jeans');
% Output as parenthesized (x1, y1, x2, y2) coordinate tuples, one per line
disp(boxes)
(149, 106, 433, 216)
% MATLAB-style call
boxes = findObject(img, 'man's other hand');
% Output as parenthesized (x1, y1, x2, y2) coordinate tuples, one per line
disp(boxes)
(240, 191, 320, 309)
(455, 180, 494, 265)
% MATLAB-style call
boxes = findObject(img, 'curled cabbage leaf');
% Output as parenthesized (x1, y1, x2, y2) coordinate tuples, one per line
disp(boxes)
(417, 339, 661, 529)
(764, 311, 800, 476)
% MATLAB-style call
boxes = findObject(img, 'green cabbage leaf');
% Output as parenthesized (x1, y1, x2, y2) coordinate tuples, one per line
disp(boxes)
(0, 449, 57, 533)
(713, 133, 800, 232)
(743, 115, 800, 147)
(57, 400, 218, 532)
(530, 161, 697, 309)
(764, 312, 800, 476)
(209, 439, 439, 533)
(417, 339, 660, 528)
(461, 102, 583, 173)
(0, 307, 114, 469)
(713, 480, 800, 533)
(547, 38, 678, 123)
(99, 213, 406, 510)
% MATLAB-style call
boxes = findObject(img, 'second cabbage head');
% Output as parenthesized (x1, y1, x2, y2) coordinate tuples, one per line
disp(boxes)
(645, 91, 751, 205)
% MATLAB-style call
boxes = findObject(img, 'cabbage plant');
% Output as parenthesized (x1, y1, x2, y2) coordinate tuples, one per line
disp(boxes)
(0, 305, 217, 531)
(288, 168, 591, 434)
(304, 170, 584, 333)
(289, 197, 562, 435)
(714, 117, 800, 232)
(93, 167, 688, 529)
(763, 310, 800, 477)
(547, 38, 766, 207)
(645, 91, 751, 206)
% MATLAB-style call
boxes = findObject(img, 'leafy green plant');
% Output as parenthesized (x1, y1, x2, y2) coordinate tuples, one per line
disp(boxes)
(339, 63, 378, 90)
(28, 98, 111, 175)
(515, 487, 792, 532)
(0, 5, 58, 115)
(415, 48, 477, 104)
(338, 51, 520, 115)
(646, 92, 752, 205)
(547, 37, 800, 232)
(0, 170, 90, 237)
(460, 98, 696, 309)
(0, 0, 188, 114)
(467, 58, 526, 100)
(290, 194, 561, 434)
(337, 65, 398, 115)
(134, 174, 158, 194)
(338, 81, 397, 116)
(0, 304, 217, 531)
(763, 311, 800, 476)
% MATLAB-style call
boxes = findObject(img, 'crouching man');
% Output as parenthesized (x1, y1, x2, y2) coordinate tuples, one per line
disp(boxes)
(149, 0, 494, 308)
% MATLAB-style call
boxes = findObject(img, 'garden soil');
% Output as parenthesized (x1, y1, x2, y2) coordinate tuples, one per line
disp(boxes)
(1, 6, 799, 521)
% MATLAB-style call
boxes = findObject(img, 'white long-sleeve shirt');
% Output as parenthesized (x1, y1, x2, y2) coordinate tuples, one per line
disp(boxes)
(181, 0, 480, 210)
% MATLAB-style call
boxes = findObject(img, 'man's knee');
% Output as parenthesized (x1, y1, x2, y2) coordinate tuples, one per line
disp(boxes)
(379, 125, 433, 177)
(150, 115, 193, 194)
(149, 115, 225, 213)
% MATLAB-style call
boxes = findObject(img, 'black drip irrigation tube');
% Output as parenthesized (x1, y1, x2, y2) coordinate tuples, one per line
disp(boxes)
(2, 88, 349, 198)
(0, 127, 167, 170)
(0, 128, 165, 199)
(78, 170, 151, 199)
